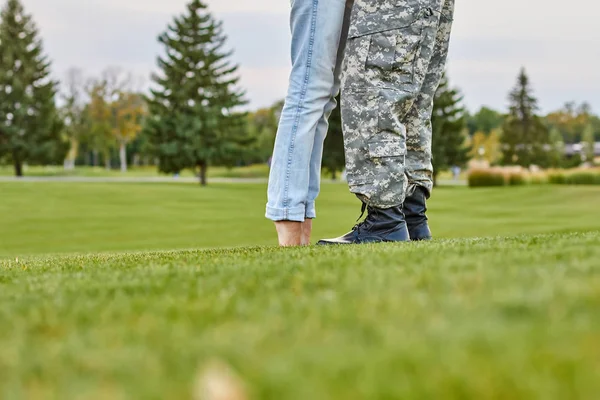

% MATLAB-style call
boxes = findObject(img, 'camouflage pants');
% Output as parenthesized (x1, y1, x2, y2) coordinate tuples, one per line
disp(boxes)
(341, 0, 455, 207)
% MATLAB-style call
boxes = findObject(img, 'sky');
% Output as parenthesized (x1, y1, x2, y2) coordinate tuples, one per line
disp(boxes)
(20, 0, 600, 114)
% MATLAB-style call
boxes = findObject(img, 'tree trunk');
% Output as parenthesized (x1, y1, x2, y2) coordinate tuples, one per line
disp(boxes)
(13, 155, 23, 177)
(64, 159, 75, 170)
(199, 161, 207, 186)
(64, 138, 78, 170)
(119, 142, 127, 173)
(92, 150, 99, 167)
(331, 170, 337, 181)
(104, 150, 111, 170)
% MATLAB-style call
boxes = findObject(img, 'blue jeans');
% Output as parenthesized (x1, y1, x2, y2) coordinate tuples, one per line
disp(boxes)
(266, 0, 353, 222)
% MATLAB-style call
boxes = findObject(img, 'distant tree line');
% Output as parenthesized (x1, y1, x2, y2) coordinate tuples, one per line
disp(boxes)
(1, 0, 598, 182)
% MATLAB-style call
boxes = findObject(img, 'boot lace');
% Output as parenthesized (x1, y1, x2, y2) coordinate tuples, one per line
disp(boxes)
(351, 203, 368, 233)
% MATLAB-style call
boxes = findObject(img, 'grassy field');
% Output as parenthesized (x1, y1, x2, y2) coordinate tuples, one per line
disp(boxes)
(0, 164, 271, 179)
(1, 183, 599, 257)
(0, 164, 464, 182)
(1, 183, 600, 398)
(1, 233, 600, 399)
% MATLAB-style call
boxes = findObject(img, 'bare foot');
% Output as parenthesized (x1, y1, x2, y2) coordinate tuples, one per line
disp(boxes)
(274, 221, 302, 247)
(301, 219, 313, 246)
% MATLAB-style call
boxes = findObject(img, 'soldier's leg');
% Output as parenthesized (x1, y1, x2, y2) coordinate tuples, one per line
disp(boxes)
(403, 0, 455, 240)
(341, 0, 445, 208)
(318, 0, 446, 245)
(302, 0, 354, 245)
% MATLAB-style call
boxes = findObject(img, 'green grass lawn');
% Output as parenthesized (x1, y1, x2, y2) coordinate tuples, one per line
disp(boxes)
(1, 183, 599, 257)
(2, 183, 600, 398)
(0, 164, 271, 179)
(1, 233, 600, 399)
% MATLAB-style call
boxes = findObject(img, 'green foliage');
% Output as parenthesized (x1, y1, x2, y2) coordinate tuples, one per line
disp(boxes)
(547, 127, 566, 168)
(322, 94, 345, 180)
(545, 102, 600, 144)
(466, 106, 504, 135)
(0, 0, 67, 176)
(548, 169, 600, 185)
(582, 124, 595, 165)
(246, 100, 283, 164)
(563, 153, 583, 169)
(467, 169, 506, 187)
(507, 172, 526, 186)
(468, 129, 502, 165)
(500, 68, 550, 168)
(468, 168, 600, 187)
(529, 173, 548, 185)
(431, 74, 469, 184)
(1, 232, 600, 398)
(144, 0, 250, 185)
(567, 171, 600, 185)
(547, 171, 567, 184)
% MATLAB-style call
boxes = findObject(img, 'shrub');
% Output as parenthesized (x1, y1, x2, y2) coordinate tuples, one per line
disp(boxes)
(565, 171, 600, 185)
(508, 172, 527, 186)
(468, 169, 506, 187)
(529, 173, 548, 185)
(468, 167, 600, 187)
(547, 169, 600, 185)
(547, 171, 567, 184)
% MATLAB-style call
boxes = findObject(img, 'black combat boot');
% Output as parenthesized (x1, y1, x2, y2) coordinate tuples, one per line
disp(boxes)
(403, 186, 432, 241)
(317, 203, 410, 245)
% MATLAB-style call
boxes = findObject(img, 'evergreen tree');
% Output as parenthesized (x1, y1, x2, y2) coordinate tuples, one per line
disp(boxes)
(500, 68, 550, 167)
(322, 95, 345, 180)
(144, 0, 249, 185)
(431, 74, 469, 185)
(0, 0, 66, 176)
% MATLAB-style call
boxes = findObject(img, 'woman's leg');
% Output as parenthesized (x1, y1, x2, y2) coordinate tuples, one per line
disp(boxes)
(303, 0, 354, 245)
(266, 0, 348, 245)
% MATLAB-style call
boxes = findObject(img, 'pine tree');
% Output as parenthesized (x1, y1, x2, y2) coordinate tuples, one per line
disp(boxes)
(144, 0, 249, 185)
(0, 0, 66, 176)
(322, 95, 345, 180)
(431, 74, 469, 185)
(500, 68, 550, 167)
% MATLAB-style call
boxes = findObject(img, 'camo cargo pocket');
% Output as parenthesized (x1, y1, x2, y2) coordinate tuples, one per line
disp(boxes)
(348, 7, 437, 87)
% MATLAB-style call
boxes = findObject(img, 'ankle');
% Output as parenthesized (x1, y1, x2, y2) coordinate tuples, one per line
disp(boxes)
(301, 219, 313, 246)
(275, 221, 303, 247)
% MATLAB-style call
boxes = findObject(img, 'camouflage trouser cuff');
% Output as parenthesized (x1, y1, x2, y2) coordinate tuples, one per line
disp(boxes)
(407, 182, 433, 199)
(349, 187, 404, 209)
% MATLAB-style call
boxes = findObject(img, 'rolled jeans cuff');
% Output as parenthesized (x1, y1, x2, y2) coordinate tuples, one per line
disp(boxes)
(266, 205, 306, 222)
(305, 202, 316, 219)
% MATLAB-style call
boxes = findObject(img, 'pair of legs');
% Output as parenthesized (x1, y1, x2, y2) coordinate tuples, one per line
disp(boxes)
(266, 0, 354, 246)
(267, 0, 455, 245)
(341, 0, 455, 208)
